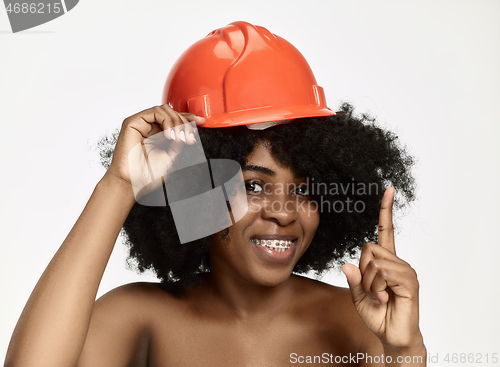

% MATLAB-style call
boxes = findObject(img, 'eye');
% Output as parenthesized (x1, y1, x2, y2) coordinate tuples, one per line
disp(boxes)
(293, 185, 310, 196)
(245, 181, 264, 194)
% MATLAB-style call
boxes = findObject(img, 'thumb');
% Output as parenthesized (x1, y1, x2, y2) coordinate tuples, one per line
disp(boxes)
(342, 263, 365, 304)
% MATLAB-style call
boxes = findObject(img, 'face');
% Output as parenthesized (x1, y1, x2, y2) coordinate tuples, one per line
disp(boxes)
(209, 142, 320, 287)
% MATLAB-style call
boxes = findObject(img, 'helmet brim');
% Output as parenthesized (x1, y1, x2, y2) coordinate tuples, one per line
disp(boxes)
(200, 105, 335, 128)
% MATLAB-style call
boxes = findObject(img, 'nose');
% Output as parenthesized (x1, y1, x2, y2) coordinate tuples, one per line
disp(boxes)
(260, 192, 298, 226)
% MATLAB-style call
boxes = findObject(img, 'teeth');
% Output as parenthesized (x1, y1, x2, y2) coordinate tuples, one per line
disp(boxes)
(251, 239, 294, 252)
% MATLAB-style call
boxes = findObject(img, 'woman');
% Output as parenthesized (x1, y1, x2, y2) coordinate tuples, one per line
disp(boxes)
(5, 22, 426, 366)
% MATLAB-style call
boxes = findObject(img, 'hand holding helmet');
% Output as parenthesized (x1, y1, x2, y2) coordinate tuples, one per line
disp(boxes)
(106, 105, 205, 198)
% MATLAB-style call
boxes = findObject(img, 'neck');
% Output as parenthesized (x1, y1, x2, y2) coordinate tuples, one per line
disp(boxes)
(203, 264, 296, 320)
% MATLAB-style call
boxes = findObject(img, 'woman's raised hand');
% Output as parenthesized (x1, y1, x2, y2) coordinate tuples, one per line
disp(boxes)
(106, 105, 205, 190)
(342, 188, 425, 355)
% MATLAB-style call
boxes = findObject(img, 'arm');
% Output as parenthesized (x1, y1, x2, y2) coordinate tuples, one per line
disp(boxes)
(343, 188, 427, 367)
(4, 105, 205, 367)
(5, 174, 135, 367)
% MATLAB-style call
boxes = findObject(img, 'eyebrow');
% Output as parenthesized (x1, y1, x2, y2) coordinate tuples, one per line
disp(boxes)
(242, 164, 304, 180)
(242, 165, 276, 177)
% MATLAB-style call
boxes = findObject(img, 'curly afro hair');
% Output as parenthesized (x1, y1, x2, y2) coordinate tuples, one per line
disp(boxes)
(98, 102, 415, 285)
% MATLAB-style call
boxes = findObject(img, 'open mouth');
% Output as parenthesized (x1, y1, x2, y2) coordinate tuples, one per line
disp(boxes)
(250, 239, 295, 253)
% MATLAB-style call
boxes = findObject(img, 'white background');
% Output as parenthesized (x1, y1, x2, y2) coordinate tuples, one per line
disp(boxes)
(1, 0, 499, 364)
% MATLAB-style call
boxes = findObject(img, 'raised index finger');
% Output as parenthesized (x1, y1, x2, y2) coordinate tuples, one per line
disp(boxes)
(378, 187, 396, 255)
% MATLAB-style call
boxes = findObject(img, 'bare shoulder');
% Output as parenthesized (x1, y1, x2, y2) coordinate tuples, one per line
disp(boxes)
(291, 275, 380, 349)
(292, 274, 355, 316)
(77, 282, 186, 367)
(95, 282, 184, 307)
(90, 281, 194, 328)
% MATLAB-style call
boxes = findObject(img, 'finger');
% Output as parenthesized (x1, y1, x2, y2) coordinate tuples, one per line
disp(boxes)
(157, 105, 185, 140)
(361, 259, 397, 304)
(378, 187, 396, 255)
(123, 107, 166, 140)
(180, 112, 206, 126)
(140, 111, 197, 181)
(371, 271, 389, 304)
(361, 259, 417, 302)
(342, 264, 366, 306)
(125, 105, 182, 141)
(180, 113, 205, 143)
(359, 242, 407, 276)
(175, 113, 197, 145)
(160, 107, 204, 143)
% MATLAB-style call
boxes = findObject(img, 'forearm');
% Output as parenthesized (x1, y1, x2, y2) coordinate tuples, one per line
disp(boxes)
(5, 173, 136, 367)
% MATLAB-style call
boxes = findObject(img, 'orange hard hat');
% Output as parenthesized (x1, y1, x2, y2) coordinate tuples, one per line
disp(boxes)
(162, 21, 334, 129)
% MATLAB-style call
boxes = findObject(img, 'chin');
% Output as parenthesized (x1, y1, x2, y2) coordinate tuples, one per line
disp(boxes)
(245, 265, 295, 288)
